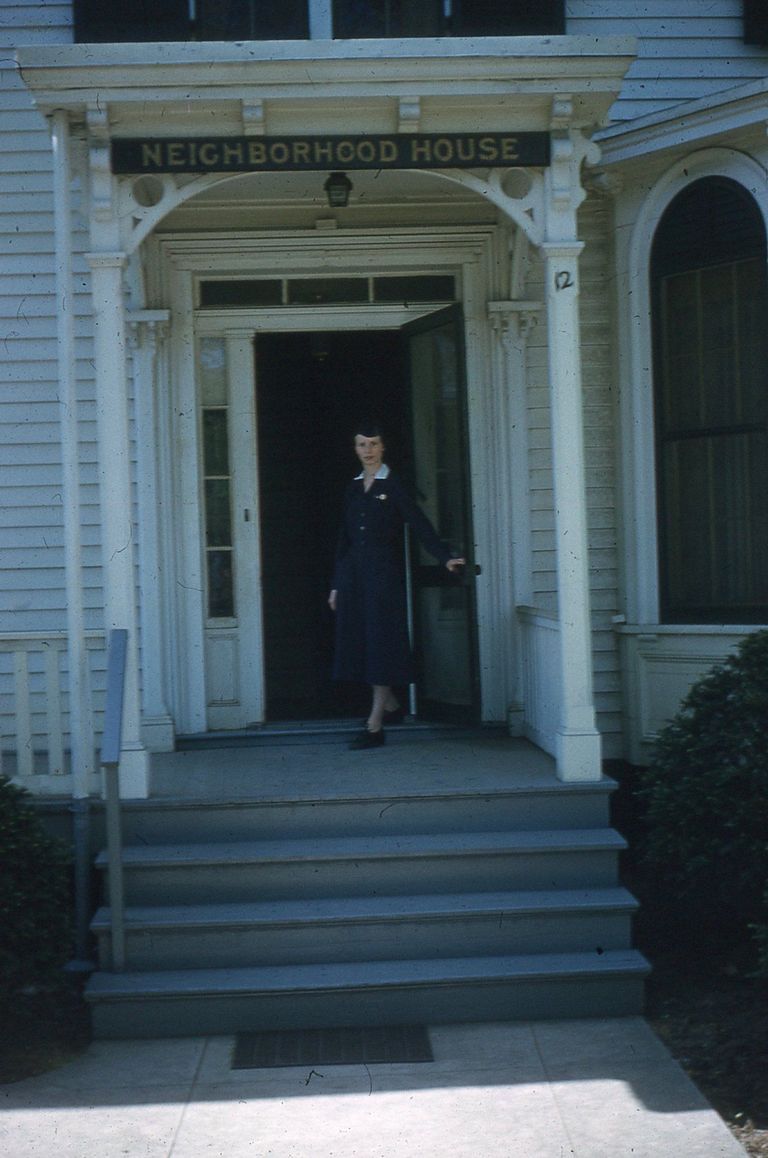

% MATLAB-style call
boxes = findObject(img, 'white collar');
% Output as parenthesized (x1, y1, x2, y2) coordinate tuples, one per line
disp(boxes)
(355, 463, 390, 481)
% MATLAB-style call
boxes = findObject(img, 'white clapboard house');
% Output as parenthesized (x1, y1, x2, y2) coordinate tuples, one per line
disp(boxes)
(1, 3, 767, 1036)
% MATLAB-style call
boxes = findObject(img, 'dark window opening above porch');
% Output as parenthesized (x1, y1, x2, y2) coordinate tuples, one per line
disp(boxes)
(651, 176, 768, 625)
(72, 1, 565, 43)
(744, 0, 768, 46)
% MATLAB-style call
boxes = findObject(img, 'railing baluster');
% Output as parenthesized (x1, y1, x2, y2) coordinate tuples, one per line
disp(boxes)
(14, 649, 33, 778)
(0, 631, 102, 785)
(45, 645, 66, 775)
(101, 629, 128, 972)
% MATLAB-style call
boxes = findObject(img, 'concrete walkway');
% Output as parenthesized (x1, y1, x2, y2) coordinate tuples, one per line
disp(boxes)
(0, 1018, 745, 1157)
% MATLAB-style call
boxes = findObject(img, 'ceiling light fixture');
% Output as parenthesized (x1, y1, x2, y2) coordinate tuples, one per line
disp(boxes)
(324, 171, 353, 208)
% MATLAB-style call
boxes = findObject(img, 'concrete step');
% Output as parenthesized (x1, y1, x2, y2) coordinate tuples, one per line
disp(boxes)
(86, 949, 651, 1039)
(115, 781, 613, 845)
(95, 828, 627, 905)
(91, 887, 638, 970)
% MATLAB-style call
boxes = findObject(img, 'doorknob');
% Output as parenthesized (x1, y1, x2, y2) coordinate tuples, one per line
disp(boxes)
(454, 562, 481, 581)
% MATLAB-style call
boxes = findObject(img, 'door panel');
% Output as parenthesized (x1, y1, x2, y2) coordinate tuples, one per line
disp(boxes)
(405, 306, 479, 721)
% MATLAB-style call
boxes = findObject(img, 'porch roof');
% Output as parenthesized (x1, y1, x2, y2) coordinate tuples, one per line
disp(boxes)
(17, 37, 636, 134)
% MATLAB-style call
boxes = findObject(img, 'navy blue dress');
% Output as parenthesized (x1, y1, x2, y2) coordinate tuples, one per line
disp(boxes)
(332, 470, 453, 686)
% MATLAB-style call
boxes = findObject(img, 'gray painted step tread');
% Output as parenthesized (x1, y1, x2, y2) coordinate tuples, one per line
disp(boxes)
(91, 887, 638, 932)
(124, 779, 616, 811)
(95, 828, 627, 869)
(88, 951, 651, 998)
(86, 949, 650, 999)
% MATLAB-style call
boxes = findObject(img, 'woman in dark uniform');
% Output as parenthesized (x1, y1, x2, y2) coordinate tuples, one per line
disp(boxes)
(329, 424, 465, 749)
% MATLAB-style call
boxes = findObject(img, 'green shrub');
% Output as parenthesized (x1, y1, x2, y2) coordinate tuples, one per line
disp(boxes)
(0, 775, 73, 999)
(753, 887, 768, 978)
(637, 630, 768, 960)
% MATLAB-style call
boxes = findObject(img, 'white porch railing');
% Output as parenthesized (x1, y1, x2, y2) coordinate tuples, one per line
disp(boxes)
(0, 631, 104, 785)
(518, 606, 561, 757)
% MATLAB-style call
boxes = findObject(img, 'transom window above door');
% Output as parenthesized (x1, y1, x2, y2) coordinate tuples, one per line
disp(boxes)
(73, 1, 565, 43)
(198, 274, 456, 308)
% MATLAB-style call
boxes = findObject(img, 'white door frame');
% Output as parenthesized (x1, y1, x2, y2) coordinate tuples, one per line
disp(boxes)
(158, 227, 510, 735)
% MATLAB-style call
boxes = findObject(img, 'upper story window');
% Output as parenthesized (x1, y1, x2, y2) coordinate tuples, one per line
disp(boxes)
(651, 177, 768, 624)
(73, 1, 565, 43)
(744, 0, 768, 46)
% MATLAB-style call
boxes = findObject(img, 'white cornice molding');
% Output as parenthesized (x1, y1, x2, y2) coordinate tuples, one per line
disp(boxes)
(16, 37, 635, 128)
(596, 78, 768, 167)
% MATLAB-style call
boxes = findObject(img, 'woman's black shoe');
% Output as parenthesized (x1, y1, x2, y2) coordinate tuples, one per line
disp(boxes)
(349, 728, 385, 750)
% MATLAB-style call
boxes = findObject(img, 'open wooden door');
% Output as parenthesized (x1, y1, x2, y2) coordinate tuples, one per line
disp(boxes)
(404, 305, 480, 722)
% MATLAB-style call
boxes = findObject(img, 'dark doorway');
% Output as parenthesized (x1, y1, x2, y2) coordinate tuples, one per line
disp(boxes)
(256, 330, 410, 719)
(256, 320, 480, 723)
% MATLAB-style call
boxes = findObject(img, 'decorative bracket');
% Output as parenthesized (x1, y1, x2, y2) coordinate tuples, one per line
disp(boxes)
(487, 300, 543, 349)
(398, 97, 421, 133)
(242, 100, 266, 136)
(434, 167, 545, 246)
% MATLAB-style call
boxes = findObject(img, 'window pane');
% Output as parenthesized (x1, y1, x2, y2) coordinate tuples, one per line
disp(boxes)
(205, 479, 233, 547)
(287, 278, 368, 304)
(203, 409, 230, 476)
(199, 338, 227, 406)
(73, 0, 188, 42)
(453, 0, 564, 36)
(196, 0, 309, 39)
(699, 265, 739, 428)
(207, 551, 235, 618)
(658, 274, 700, 431)
(737, 260, 768, 423)
(662, 433, 768, 616)
(374, 276, 455, 302)
(333, 1, 442, 37)
(332, 1, 564, 37)
(200, 280, 282, 308)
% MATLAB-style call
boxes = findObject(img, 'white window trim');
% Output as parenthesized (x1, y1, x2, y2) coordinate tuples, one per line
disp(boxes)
(616, 146, 768, 626)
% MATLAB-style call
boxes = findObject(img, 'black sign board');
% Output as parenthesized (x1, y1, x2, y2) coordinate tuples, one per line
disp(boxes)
(111, 132, 550, 174)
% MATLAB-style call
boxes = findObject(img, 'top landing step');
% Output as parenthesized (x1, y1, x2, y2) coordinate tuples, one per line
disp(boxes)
(175, 718, 498, 748)
(148, 734, 613, 804)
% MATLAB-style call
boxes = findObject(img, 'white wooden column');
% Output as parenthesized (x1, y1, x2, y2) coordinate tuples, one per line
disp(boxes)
(51, 110, 95, 793)
(87, 251, 150, 797)
(542, 241, 602, 780)
(129, 312, 174, 751)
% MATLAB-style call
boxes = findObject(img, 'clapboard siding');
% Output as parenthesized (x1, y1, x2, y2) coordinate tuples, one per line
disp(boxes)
(0, 4, 98, 725)
(568, 0, 768, 120)
(579, 196, 622, 752)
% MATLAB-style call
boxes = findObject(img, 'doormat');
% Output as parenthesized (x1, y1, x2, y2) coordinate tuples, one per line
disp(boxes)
(232, 1024, 433, 1069)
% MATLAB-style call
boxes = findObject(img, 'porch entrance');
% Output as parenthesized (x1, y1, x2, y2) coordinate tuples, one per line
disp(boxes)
(200, 308, 479, 729)
(257, 310, 478, 724)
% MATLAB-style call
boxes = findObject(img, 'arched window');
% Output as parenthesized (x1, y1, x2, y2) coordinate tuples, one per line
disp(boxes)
(651, 177, 768, 623)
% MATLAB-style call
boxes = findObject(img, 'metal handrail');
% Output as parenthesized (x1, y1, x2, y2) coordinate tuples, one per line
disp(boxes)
(100, 629, 128, 972)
